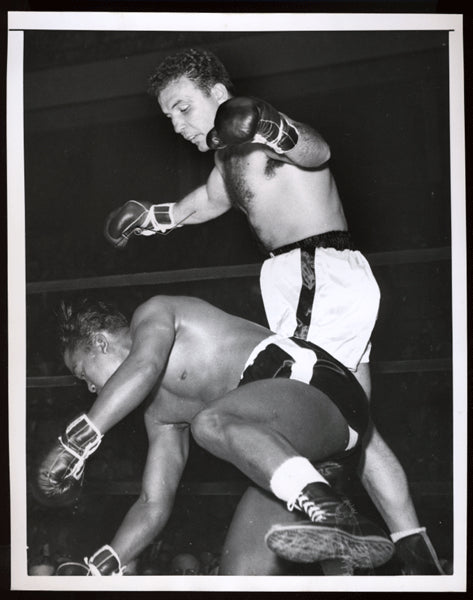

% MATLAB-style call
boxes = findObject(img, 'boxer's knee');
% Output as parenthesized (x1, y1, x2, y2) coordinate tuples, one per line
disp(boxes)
(191, 407, 233, 450)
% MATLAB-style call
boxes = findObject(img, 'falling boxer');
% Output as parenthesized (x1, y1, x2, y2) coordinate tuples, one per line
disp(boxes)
(37, 295, 394, 575)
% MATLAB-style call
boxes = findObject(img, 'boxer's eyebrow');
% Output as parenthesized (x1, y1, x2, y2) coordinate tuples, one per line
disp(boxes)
(171, 98, 188, 111)
(163, 101, 179, 118)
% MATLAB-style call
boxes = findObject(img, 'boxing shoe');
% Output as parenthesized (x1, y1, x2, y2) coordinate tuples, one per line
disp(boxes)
(265, 482, 394, 568)
(394, 529, 448, 575)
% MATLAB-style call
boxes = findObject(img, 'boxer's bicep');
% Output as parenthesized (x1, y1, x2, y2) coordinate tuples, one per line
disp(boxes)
(130, 318, 175, 376)
(87, 306, 176, 433)
(206, 166, 232, 215)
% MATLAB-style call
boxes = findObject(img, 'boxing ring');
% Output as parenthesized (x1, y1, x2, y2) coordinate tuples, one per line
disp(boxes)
(26, 245, 452, 502)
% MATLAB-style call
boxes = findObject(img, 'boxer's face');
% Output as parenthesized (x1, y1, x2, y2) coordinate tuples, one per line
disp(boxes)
(158, 76, 227, 152)
(64, 334, 123, 394)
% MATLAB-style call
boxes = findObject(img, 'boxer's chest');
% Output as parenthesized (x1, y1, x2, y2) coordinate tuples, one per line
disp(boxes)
(218, 146, 284, 214)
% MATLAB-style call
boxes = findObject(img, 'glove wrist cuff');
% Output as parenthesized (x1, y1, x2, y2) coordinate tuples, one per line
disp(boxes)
(144, 203, 176, 233)
(86, 545, 124, 576)
(60, 414, 103, 480)
(140, 203, 195, 235)
(254, 118, 299, 154)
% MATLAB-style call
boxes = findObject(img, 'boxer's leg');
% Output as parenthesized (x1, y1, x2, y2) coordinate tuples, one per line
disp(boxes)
(190, 378, 349, 483)
(191, 379, 393, 568)
(219, 486, 301, 575)
(353, 362, 419, 532)
(354, 363, 445, 574)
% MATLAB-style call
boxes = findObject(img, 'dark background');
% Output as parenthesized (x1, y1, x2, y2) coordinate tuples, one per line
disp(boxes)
(19, 26, 455, 575)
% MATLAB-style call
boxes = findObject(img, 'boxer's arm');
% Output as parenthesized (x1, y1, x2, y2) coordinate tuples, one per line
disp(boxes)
(278, 117, 331, 169)
(247, 114, 331, 169)
(104, 169, 231, 247)
(207, 96, 331, 169)
(36, 302, 177, 503)
(171, 167, 232, 225)
(87, 302, 176, 434)
(108, 423, 190, 567)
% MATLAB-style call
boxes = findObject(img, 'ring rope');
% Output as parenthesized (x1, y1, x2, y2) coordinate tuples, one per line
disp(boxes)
(26, 247, 450, 294)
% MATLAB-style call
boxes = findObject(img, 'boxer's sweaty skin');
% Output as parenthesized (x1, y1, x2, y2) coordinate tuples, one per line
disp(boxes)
(213, 144, 347, 251)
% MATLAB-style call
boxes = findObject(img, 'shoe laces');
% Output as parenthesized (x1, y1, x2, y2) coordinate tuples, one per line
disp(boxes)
(287, 492, 328, 522)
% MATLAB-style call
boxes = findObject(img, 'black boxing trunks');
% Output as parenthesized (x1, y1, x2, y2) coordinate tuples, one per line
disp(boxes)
(238, 335, 370, 454)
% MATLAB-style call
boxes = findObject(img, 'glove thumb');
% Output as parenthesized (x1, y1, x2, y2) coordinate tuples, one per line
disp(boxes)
(206, 128, 227, 151)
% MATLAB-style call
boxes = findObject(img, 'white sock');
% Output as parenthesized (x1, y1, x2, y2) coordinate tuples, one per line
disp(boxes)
(270, 457, 329, 507)
(390, 526, 426, 543)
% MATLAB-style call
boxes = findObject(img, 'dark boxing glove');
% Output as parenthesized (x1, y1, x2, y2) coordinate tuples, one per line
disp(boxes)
(36, 414, 102, 502)
(104, 200, 180, 248)
(207, 96, 299, 154)
(56, 545, 124, 576)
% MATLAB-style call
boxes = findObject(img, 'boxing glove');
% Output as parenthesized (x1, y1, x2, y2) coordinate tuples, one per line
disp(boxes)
(56, 545, 124, 576)
(207, 96, 299, 154)
(56, 561, 90, 575)
(36, 414, 102, 501)
(104, 200, 179, 248)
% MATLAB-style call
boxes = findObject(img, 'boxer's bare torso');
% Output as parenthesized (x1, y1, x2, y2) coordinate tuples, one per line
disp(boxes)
(142, 296, 268, 424)
(214, 144, 347, 250)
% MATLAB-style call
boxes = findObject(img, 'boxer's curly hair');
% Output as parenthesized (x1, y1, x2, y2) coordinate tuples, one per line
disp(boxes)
(57, 298, 129, 354)
(148, 47, 235, 98)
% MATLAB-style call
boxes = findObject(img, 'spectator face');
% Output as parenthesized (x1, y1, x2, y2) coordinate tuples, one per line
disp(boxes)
(170, 553, 201, 575)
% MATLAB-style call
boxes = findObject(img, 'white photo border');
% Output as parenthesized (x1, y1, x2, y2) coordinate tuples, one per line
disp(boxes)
(7, 10, 467, 592)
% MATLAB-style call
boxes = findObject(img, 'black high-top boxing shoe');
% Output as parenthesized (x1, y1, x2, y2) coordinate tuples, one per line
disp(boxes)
(265, 482, 394, 568)
(395, 529, 448, 575)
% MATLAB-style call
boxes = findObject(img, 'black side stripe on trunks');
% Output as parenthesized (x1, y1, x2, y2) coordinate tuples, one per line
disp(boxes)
(294, 247, 316, 339)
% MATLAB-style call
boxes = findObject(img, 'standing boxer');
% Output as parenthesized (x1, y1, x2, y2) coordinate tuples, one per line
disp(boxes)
(103, 48, 445, 575)
(37, 295, 394, 575)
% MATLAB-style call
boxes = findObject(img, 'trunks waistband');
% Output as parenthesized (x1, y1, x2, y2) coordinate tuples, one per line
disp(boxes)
(268, 230, 356, 257)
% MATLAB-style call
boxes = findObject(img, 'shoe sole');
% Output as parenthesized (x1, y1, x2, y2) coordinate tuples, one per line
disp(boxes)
(265, 524, 395, 568)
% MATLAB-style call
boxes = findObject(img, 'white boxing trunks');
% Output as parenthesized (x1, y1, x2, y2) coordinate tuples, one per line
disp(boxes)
(260, 232, 380, 371)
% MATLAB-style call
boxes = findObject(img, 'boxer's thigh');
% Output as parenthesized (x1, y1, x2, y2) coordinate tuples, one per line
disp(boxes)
(207, 378, 349, 462)
(220, 485, 303, 575)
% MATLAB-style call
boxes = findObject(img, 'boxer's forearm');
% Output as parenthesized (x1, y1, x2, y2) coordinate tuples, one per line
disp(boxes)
(103, 424, 187, 571)
(110, 498, 173, 567)
(173, 182, 230, 225)
(282, 120, 331, 169)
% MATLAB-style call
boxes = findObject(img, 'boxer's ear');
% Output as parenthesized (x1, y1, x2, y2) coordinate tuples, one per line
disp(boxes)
(93, 332, 109, 354)
(211, 83, 229, 104)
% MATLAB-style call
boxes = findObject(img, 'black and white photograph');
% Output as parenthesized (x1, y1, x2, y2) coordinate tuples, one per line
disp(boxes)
(7, 10, 466, 592)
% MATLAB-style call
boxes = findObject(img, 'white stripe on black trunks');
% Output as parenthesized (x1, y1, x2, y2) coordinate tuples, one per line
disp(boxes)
(241, 335, 358, 451)
(240, 335, 317, 384)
